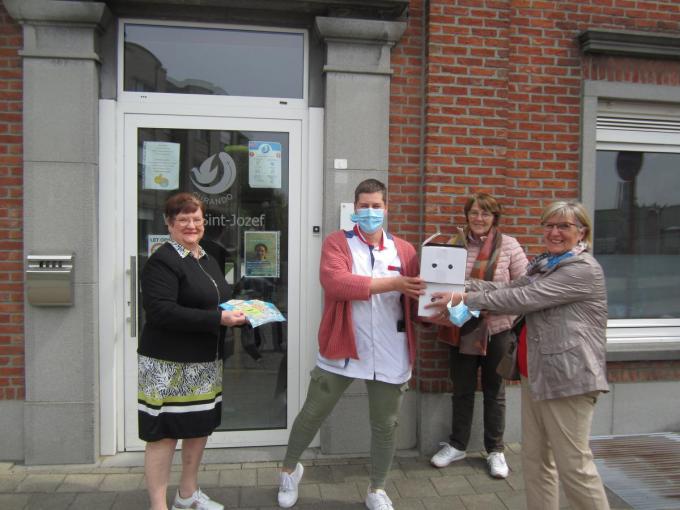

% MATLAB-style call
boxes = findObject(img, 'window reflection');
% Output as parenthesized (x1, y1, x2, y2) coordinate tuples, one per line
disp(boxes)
(594, 151, 680, 319)
(124, 24, 304, 99)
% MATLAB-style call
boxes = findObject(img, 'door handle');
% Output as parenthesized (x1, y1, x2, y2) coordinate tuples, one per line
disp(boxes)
(129, 255, 137, 338)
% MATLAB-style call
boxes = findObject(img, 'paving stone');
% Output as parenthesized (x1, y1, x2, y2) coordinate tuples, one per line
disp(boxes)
(504, 451, 523, 472)
(98, 473, 144, 492)
(329, 463, 369, 483)
(70, 492, 118, 510)
(92, 467, 133, 474)
(0, 493, 29, 509)
(110, 489, 150, 510)
(298, 465, 333, 485)
(197, 469, 220, 487)
(56, 473, 104, 492)
(25, 492, 76, 509)
(219, 467, 257, 487)
(393, 478, 438, 499)
(243, 461, 278, 469)
(385, 466, 407, 480)
(430, 475, 476, 496)
(459, 492, 507, 510)
(506, 442, 522, 454)
(0, 473, 26, 491)
(256, 466, 280, 486)
(398, 460, 443, 479)
(0, 463, 14, 472)
(496, 490, 528, 510)
(204, 462, 243, 470)
(297, 502, 363, 510)
(318, 481, 362, 503)
(240, 485, 279, 507)
(392, 497, 426, 510)
(16, 474, 66, 492)
(437, 461, 479, 477)
(296, 483, 322, 505)
(464, 472, 512, 493)
(420, 495, 467, 510)
(507, 472, 525, 490)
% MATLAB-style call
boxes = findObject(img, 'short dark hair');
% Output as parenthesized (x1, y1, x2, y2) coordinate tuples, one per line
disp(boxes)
(254, 243, 268, 252)
(354, 178, 387, 204)
(164, 193, 205, 221)
(464, 192, 501, 226)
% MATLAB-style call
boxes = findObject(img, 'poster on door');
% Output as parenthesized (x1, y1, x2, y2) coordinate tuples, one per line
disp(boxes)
(248, 141, 282, 189)
(244, 231, 280, 278)
(142, 141, 180, 190)
(148, 234, 170, 257)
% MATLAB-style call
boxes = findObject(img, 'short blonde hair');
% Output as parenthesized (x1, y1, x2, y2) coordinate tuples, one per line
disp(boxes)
(540, 201, 593, 246)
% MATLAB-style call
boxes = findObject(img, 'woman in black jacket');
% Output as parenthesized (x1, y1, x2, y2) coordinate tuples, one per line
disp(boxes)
(138, 193, 246, 510)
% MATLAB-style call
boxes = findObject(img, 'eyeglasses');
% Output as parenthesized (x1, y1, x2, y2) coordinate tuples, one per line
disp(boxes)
(542, 222, 579, 232)
(175, 217, 205, 227)
(468, 210, 494, 219)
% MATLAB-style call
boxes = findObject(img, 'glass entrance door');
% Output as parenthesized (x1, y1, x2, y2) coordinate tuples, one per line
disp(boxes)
(122, 113, 303, 449)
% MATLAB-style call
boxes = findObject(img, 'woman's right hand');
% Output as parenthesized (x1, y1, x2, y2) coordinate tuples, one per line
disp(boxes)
(220, 309, 247, 327)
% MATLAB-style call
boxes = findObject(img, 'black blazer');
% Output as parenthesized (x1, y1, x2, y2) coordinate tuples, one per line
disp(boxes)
(138, 242, 230, 363)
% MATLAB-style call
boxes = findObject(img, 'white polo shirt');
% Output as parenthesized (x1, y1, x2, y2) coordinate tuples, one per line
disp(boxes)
(317, 227, 411, 384)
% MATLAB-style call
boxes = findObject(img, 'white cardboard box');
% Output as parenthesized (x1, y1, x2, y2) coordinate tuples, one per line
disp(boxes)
(417, 233, 468, 317)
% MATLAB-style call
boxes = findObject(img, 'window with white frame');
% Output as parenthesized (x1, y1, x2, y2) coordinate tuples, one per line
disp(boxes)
(595, 103, 680, 322)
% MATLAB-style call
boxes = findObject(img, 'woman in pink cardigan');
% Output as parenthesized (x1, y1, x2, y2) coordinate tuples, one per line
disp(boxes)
(277, 179, 424, 510)
(429, 193, 528, 479)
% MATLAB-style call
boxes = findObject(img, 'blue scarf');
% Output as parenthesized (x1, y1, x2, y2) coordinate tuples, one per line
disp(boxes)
(527, 243, 586, 276)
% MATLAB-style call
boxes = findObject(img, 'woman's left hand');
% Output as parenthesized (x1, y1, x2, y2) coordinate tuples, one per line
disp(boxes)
(220, 309, 247, 327)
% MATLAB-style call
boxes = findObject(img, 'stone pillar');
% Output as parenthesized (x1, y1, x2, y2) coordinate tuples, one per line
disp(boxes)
(315, 16, 406, 235)
(4, 0, 109, 464)
(314, 16, 416, 454)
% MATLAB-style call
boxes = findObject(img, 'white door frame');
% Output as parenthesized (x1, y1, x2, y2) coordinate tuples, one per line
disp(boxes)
(98, 100, 323, 453)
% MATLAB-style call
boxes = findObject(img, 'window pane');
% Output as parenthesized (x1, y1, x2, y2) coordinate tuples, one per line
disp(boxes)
(594, 150, 680, 319)
(124, 24, 304, 98)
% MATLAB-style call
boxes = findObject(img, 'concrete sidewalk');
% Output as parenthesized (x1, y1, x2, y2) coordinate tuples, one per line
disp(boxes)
(0, 443, 631, 510)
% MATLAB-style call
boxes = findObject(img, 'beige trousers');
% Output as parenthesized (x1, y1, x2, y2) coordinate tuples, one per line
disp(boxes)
(521, 378, 610, 510)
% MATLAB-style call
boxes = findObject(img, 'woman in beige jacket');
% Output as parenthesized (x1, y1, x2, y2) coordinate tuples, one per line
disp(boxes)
(427, 201, 611, 510)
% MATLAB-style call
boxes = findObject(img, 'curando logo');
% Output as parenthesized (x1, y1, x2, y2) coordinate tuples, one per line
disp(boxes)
(190, 152, 236, 195)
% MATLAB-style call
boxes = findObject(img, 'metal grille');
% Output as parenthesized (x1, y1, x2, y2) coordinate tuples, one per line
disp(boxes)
(592, 433, 680, 510)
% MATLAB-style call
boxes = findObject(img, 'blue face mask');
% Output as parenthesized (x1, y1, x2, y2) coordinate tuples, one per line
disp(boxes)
(351, 208, 385, 234)
(447, 300, 480, 328)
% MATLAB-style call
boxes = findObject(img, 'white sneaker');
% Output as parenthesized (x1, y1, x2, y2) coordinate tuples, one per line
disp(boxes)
(277, 462, 304, 508)
(171, 488, 223, 510)
(487, 451, 509, 479)
(365, 488, 394, 510)
(430, 442, 466, 467)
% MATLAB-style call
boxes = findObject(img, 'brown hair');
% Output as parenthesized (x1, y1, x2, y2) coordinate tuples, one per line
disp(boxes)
(464, 192, 501, 226)
(354, 178, 387, 204)
(164, 193, 205, 222)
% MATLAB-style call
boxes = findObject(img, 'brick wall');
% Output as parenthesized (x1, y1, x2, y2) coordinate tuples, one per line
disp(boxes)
(0, 4, 22, 401)
(387, 0, 680, 392)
